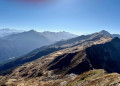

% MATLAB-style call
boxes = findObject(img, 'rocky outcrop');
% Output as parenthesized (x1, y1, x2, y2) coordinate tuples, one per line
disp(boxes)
(67, 69, 120, 86)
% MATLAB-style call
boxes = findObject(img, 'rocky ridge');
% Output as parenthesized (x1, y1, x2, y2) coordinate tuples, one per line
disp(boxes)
(0, 35, 112, 86)
(1, 30, 120, 86)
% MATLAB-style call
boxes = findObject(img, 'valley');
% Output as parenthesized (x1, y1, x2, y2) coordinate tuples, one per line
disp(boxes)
(0, 30, 120, 86)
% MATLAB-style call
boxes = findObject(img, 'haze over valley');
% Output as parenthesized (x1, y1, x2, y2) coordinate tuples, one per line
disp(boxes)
(0, 0, 120, 86)
(0, 28, 77, 63)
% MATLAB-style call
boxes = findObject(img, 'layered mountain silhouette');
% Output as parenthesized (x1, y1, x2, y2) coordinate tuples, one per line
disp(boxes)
(0, 28, 23, 37)
(94, 30, 120, 38)
(0, 30, 77, 63)
(1, 30, 120, 86)
(0, 30, 111, 74)
(0, 31, 113, 74)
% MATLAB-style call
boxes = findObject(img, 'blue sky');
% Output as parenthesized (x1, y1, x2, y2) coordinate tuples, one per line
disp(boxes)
(0, 0, 120, 35)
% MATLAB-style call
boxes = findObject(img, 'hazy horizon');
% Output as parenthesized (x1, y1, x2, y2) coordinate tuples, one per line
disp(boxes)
(0, 0, 120, 35)
(0, 28, 119, 36)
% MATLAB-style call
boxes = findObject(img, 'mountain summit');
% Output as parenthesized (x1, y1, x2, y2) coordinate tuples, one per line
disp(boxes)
(99, 30, 111, 36)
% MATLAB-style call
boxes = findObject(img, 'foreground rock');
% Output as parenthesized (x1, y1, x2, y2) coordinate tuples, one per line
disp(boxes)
(1, 69, 120, 86)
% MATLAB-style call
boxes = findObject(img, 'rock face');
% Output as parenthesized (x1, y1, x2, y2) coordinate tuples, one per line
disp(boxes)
(86, 37, 120, 73)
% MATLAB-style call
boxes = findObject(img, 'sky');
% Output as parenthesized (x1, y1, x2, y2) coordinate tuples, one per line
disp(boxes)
(0, 0, 120, 35)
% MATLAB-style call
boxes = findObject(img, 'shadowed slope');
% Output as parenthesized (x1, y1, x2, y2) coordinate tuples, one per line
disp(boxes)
(48, 37, 120, 75)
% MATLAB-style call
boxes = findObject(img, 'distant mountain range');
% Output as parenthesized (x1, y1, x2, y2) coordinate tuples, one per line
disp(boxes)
(1, 30, 120, 86)
(0, 30, 117, 74)
(0, 28, 23, 37)
(0, 29, 77, 63)
(95, 30, 120, 38)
